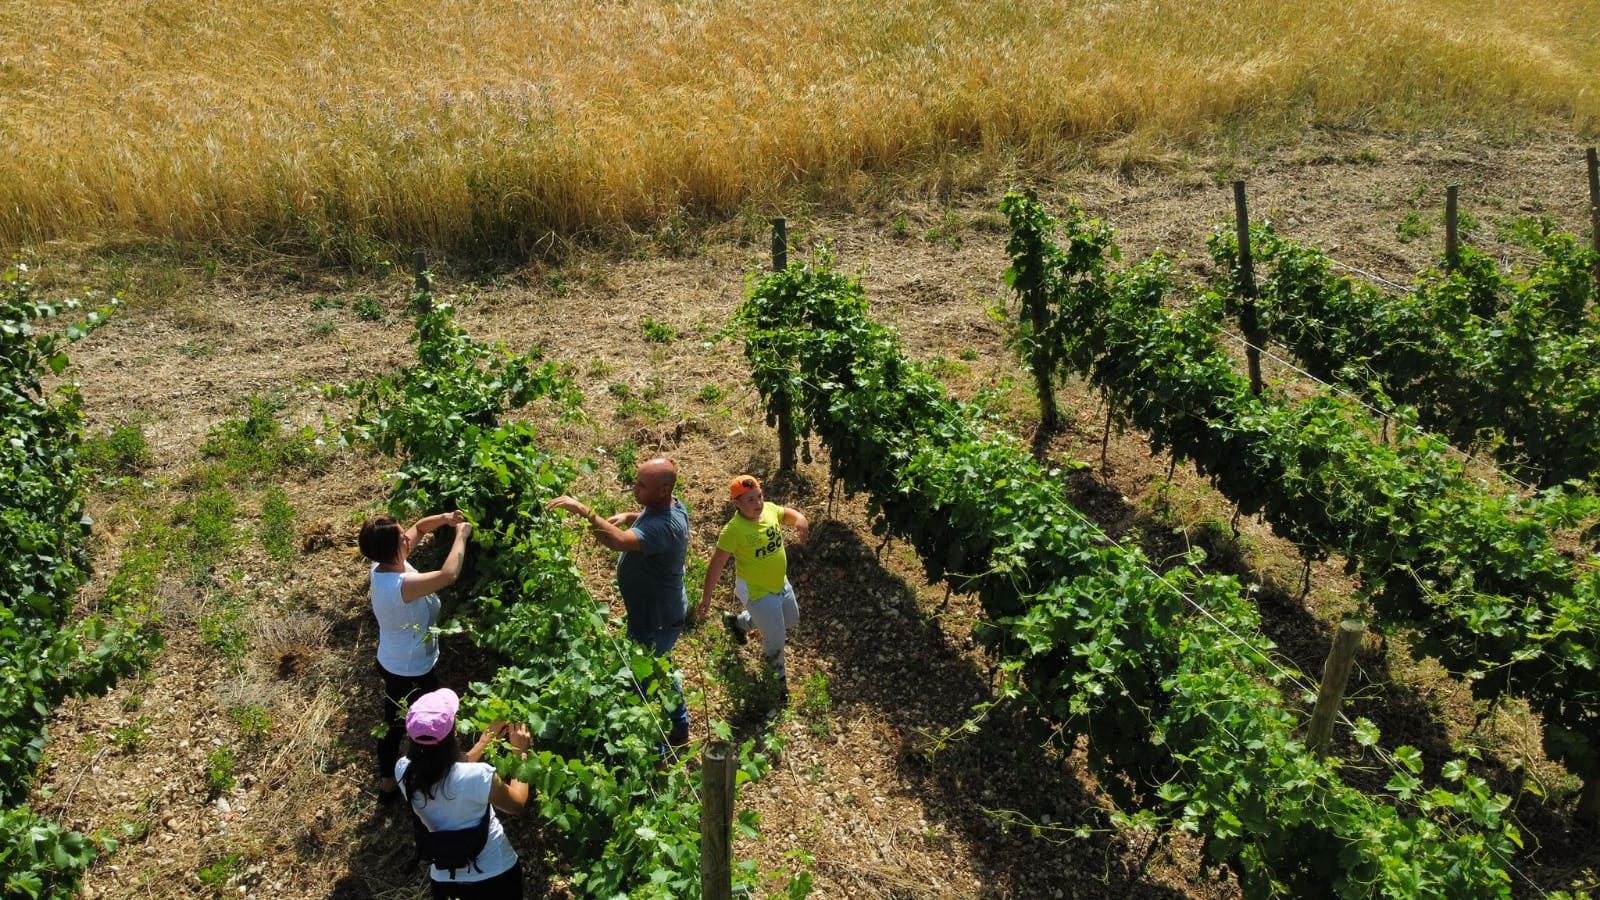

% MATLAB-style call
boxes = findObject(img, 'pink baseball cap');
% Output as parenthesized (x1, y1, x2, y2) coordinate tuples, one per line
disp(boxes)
(405, 688, 459, 744)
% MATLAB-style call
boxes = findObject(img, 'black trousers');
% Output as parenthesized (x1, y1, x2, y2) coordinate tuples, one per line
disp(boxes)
(377, 662, 438, 780)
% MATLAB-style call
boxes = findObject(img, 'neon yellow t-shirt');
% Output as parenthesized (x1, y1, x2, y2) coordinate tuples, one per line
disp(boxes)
(716, 502, 787, 598)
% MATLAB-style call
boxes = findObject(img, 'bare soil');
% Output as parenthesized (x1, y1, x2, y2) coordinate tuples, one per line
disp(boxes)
(32, 128, 1600, 899)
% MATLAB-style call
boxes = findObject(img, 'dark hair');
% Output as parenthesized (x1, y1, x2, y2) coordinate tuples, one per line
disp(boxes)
(358, 515, 402, 563)
(402, 728, 464, 808)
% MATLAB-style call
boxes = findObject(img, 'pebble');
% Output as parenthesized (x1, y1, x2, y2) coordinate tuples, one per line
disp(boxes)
(216, 798, 232, 814)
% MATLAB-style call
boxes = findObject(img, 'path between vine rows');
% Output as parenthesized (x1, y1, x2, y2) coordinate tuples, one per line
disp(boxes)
(34, 129, 1600, 898)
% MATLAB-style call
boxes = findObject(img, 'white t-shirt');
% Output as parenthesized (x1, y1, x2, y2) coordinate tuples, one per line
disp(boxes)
(370, 562, 441, 676)
(394, 758, 518, 882)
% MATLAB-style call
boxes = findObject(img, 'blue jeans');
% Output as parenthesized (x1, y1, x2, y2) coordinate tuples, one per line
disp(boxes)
(626, 618, 690, 742)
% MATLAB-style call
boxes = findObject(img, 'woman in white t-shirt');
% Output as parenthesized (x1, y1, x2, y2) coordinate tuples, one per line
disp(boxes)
(358, 511, 473, 804)
(398, 688, 529, 898)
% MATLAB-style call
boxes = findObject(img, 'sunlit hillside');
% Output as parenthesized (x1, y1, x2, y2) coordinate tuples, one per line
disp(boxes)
(4, 0, 1596, 256)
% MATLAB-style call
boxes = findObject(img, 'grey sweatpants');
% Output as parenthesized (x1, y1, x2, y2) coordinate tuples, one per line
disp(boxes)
(734, 579, 799, 679)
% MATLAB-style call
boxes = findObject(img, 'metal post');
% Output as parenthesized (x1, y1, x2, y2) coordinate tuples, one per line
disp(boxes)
(1232, 181, 1264, 395)
(411, 249, 431, 313)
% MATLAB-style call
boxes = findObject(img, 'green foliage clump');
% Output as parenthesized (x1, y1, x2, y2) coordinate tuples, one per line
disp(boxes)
(259, 486, 296, 562)
(200, 395, 323, 482)
(204, 748, 237, 795)
(353, 295, 384, 321)
(641, 317, 676, 342)
(196, 852, 240, 888)
(81, 422, 151, 478)
(229, 705, 271, 743)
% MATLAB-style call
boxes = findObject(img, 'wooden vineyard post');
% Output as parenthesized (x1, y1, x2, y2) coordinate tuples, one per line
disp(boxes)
(700, 739, 735, 900)
(1586, 147, 1600, 292)
(771, 218, 797, 472)
(1306, 620, 1366, 757)
(411, 249, 432, 313)
(1445, 185, 1460, 270)
(771, 217, 788, 273)
(1232, 181, 1264, 395)
(1019, 187, 1060, 437)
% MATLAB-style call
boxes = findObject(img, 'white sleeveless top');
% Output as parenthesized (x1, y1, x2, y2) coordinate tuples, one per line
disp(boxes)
(370, 562, 441, 676)
(394, 758, 518, 882)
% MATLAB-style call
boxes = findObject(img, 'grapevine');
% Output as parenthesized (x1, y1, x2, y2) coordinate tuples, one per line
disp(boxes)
(738, 251, 1520, 898)
(343, 288, 776, 898)
(1001, 193, 1600, 806)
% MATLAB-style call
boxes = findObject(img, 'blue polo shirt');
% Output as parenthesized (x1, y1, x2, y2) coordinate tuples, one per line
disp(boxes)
(616, 498, 689, 630)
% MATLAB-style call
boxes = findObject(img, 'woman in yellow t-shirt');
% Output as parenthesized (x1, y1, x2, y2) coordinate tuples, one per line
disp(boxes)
(698, 475, 809, 698)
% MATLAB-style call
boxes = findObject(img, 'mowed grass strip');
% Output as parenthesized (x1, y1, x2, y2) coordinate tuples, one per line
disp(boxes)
(3, 0, 1597, 254)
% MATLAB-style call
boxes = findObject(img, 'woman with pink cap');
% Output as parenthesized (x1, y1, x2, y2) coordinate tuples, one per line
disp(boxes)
(397, 687, 530, 897)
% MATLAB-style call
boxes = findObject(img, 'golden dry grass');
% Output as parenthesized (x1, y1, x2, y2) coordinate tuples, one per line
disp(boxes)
(3, 0, 1597, 256)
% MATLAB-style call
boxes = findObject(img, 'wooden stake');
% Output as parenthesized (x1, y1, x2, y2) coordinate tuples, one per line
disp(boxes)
(1445, 185, 1460, 270)
(411, 249, 431, 312)
(1232, 181, 1263, 395)
(1306, 620, 1366, 757)
(771, 217, 797, 472)
(701, 740, 734, 900)
(771, 217, 788, 273)
(411, 249, 428, 291)
(1586, 148, 1600, 291)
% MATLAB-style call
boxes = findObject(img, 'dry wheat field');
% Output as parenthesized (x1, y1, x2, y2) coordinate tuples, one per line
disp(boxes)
(6, 2, 1600, 899)
(5, 0, 1598, 255)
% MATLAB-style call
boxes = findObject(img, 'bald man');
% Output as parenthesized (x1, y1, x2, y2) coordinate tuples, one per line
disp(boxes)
(547, 458, 691, 747)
